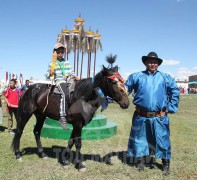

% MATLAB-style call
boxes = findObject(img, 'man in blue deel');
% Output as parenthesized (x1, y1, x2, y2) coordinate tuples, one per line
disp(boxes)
(126, 52, 180, 175)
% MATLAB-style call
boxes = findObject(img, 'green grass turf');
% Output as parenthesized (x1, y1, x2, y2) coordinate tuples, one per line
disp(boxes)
(0, 95, 197, 179)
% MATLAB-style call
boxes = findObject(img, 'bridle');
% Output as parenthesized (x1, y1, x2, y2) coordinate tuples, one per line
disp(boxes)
(105, 72, 127, 101)
(105, 78, 116, 101)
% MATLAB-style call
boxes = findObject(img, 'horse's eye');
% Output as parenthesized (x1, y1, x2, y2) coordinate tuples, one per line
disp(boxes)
(111, 80, 117, 84)
(120, 88, 126, 94)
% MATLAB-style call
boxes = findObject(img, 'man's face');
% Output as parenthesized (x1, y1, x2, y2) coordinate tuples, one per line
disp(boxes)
(56, 48, 65, 60)
(9, 81, 15, 89)
(26, 80, 30, 85)
(145, 58, 159, 73)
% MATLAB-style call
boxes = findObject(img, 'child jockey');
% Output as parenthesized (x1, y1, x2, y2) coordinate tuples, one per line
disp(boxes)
(48, 43, 78, 130)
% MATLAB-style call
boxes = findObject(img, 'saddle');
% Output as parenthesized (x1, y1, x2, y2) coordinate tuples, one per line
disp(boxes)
(50, 80, 76, 104)
(53, 79, 75, 94)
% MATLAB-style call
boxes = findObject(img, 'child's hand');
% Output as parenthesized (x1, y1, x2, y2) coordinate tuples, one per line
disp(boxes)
(50, 71, 54, 75)
(64, 76, 68, 80)
(75, 76, 80, 80)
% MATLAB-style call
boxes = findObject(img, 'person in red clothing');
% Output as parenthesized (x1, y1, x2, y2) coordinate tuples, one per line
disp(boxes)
(3, 79, 22, 134)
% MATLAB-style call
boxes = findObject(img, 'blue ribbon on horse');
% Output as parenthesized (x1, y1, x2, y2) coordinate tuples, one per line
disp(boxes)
(95, 87, 105, 98)
(94, 87, 109, 112)
(101, 98, 108, 112)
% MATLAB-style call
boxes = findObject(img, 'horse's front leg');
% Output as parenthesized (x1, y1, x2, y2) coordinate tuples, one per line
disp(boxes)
(34, 112, 47, 159)
(73, 121, 86, 171)
(63, 130, 75, 167)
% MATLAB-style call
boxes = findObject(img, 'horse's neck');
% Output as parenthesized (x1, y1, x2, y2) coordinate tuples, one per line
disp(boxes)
(73, 78, 94, 102)
(93, 77, 107, 97)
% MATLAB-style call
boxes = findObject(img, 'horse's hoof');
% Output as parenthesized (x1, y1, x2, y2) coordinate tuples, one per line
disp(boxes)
(17, 157, 22, 162)
(63, 164, 70, 169)
(63, 160, 70, 168)
(42, 156, 48, 160)
(16, 153, 22, 162)
(106, 159, 112, 165)
(79, 167, 87, 172)
(38, 152, 48, 159)
(75, 162, 86, 172)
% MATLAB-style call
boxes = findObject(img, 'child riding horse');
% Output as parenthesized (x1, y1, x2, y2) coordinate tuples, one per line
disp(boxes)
(12, 65, 130, 171)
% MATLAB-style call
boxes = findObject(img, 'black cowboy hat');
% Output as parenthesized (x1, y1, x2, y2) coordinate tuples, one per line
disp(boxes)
(142, 52, 163, 66)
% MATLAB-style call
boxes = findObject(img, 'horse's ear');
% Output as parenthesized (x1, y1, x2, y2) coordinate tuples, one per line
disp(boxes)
(114, 65, 119, 72)
(102, 65, 107, 71)
(102, 65, 108, 75)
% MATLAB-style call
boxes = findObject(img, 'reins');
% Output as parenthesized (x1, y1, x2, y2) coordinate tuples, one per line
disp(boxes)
(106, 78, 116, 101)
(93, 74, 119, 101)
(105, 72, 127, 102)
(42, 84, 52, 113)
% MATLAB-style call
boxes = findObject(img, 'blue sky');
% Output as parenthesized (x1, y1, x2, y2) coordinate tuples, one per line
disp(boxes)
(0, 0, 197, 82)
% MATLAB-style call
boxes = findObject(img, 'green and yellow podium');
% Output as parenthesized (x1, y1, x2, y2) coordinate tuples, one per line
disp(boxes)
(41, 114, 117, 140)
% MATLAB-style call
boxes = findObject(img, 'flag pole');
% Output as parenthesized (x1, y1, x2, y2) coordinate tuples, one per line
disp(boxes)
(86, 28, 94, 78)
(74, 15, 85, 78)
(93, 31, 102, 77)
(71, 29, 80, 74)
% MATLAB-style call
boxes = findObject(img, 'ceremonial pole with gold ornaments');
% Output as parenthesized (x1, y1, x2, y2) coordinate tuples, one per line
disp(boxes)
(56, 15, 102, 78)
(41, 15, 117, 141)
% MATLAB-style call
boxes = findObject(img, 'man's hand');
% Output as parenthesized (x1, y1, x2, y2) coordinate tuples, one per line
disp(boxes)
(165, 109, 168, 114)
(7, 103, 18, 108)
(10, 104, 18, 108)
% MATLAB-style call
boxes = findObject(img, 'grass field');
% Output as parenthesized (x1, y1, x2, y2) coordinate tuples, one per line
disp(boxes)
(0, 95, 197, 179)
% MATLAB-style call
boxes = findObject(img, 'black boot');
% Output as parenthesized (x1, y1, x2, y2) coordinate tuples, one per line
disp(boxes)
(149, 156, 156, 169)
(136, 157, 145, 171)
(162, 159, 170, 176)
(59, 117, 69, 130)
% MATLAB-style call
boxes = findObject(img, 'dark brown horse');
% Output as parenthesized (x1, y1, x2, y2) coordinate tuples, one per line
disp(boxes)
(12, 65, 130, 171)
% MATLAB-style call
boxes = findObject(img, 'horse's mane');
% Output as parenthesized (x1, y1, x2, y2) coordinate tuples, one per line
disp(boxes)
(93, 71, 105, 88)
(72, 78, 94, 101)
(72, 71, 105, 102)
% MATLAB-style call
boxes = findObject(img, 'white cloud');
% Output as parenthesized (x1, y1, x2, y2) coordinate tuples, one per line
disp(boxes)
(162, 59, 180, 65)
(122, 66, 197, 82)
(163, 71, 174, 77)
(124, 72, 131, 77)
(122, 69, 140, 79)
(169, 67, 197, 81)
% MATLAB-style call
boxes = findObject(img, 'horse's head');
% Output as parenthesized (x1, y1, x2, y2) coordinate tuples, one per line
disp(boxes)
(94, 65, 130, 109)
